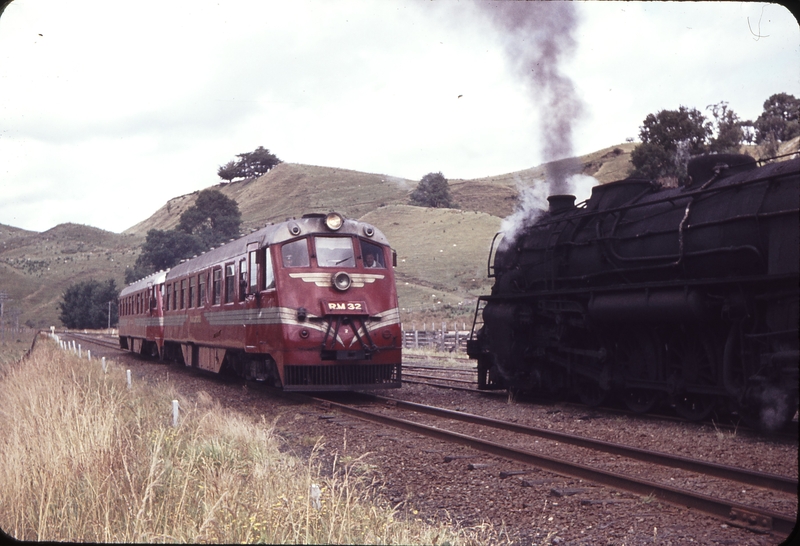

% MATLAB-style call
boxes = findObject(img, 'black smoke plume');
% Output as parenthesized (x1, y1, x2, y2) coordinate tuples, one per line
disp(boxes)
(482, 1, 584, 195)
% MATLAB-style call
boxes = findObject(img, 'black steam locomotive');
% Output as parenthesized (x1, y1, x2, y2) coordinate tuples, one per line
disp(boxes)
(467, 154, 799, 431)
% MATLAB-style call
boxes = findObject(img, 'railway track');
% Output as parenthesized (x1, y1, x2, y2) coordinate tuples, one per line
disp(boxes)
(313, 392, 797, 538)
(61, 332, 123, 352)
(46, 331, 797, 539)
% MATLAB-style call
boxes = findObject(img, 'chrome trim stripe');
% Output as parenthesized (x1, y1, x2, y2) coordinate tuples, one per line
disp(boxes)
(130, 315, 187, 328)
(289, 272, 385, 287)
(204, 306, 314, 326)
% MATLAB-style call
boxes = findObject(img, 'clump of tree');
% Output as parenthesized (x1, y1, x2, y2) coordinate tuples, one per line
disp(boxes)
(59, 279, 118, 329)
(752, 92, 800, 157)
(630, 94, 799, 184)
(126, 189, 242, 283)
(409, 172, 457, 208)
(217, 146, 282, 182)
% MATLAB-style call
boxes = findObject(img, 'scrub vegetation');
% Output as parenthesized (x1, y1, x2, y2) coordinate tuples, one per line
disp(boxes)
(0, 337, 491, 544)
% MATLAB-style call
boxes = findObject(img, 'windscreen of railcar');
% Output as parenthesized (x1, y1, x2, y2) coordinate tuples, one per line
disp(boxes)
(315, 237, 356, 268)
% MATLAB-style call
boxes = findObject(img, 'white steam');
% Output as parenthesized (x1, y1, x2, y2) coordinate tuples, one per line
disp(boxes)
(499, 173, 599, 250)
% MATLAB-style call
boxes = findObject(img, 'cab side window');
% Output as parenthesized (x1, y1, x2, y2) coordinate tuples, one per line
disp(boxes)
(265, 248, 275, 289)
(281, 239, 310, 267)
(360, 240, 386, 269)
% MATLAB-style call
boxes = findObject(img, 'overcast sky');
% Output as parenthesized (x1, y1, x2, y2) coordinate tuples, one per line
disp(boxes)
(1, 1, 798, 234)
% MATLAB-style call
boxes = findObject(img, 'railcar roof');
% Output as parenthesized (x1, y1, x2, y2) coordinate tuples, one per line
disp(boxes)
(119, 270, 168, 297)
(165, 215, 390, 281)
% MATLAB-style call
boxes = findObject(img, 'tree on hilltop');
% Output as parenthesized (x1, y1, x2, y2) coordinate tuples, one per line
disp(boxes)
(752, 93, 800, 156)
(409, 172, 456, 208)
(217, 146, 282, 181)
(630, 105, 715, 183)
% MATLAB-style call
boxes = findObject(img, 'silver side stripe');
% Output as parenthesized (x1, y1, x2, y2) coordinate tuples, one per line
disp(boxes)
(289, 272, 385, 287)
(130, 306, 400, 350)
(132, 315, 187, 328)
(204, 307, 317, 327)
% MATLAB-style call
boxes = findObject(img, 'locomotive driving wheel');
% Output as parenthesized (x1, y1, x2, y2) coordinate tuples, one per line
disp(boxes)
(615, 328, 662, 414)
(665, 328, 718, 421)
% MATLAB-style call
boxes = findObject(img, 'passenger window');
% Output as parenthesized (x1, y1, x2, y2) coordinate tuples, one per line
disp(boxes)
(166, 285, 171, 311)
(281, 239, 310, 267)
(188, 277, 196, 308)
(198, 273, 206, 307)
(315, 237, 355, 268)
(239, 259, 247, 300)
(360, 240, 386, 269)
(225, 264, 236, 303)
(213, 268, 222, 305)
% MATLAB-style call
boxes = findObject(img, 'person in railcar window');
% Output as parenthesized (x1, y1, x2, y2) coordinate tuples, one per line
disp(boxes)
(360, 240, 385, 269)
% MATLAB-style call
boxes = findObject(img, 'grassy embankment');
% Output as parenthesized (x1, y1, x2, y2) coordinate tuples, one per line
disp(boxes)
(0, 337, 497, 544)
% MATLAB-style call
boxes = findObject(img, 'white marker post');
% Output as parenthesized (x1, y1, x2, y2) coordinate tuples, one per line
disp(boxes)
(101, 357, 107, 373)
(172, 400, 179, 427)
(87, 350, 91, 361)
(126, 369, 132, 389)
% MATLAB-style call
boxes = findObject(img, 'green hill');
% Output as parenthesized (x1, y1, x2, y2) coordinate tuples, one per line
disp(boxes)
(0, 224, 141, 328)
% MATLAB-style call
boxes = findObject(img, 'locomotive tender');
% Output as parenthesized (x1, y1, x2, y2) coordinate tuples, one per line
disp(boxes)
(119, 212, 402, 391)
(467, 154, 799, 430)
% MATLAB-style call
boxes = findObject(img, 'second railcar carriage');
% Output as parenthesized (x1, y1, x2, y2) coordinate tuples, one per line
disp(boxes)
(120, 212, 402, 391)
(467, 154, 799, 430)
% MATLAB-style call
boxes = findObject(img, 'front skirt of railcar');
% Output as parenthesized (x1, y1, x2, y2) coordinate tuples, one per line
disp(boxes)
(280, 306, 402, 391)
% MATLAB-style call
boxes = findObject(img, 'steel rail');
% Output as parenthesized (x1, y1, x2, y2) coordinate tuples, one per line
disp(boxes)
(402, 373, 475, 386)
(368, 394, 797, 494)
(317, 396, 795, 536)
(63, 332, 123, 351)
(401, 378, 488, 394)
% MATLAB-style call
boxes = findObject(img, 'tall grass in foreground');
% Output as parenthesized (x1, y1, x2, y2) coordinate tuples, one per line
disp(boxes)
(0, 338, 500, 544)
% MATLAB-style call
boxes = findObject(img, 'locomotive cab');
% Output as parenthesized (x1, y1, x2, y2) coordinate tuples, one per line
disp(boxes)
(268, 215, 402, 390)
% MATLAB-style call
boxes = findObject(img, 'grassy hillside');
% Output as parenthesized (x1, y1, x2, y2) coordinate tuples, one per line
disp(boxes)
(0, 145, 640, 328)
(361, 205, 502, 325)
(0, 142, 673, 328)
(0, 223, 141, 328)
(124, 163, 416, 236)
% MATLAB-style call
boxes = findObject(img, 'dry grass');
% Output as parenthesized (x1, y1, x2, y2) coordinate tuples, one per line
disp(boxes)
(0, 336, 498, 544)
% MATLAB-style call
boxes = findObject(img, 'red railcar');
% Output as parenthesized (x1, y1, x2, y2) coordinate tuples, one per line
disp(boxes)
(118, 270, 166, 357)
(119, 212, 402, 391)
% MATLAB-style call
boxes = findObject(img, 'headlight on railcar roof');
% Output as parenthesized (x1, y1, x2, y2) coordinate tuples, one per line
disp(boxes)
(325, 212, 344, 231)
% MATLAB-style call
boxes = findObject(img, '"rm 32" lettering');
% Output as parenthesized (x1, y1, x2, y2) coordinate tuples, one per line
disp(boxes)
(328, 302, 362, 311)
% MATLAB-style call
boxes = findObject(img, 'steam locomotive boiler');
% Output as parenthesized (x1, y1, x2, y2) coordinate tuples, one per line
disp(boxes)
(467, 154, 799, 431)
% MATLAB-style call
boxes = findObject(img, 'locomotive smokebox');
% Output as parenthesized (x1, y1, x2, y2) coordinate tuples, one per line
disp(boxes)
(547, 194, 576, 214)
